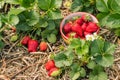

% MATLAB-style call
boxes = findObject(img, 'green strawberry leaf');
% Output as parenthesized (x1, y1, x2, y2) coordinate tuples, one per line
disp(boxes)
(87, 61, 96, 69)
(54, 52, 67, 67)
(96, 13, 109, 27)
(47, 20, 55, 30)
(70, 63, 81, 72)
(110, 0, 120, 12)
(47, 33, 56, 43)
(53, 0, 62, 8)
(76, 44, 89, 56)
(104, 41, 116, 54)
(64, 50, 74, 60)
(70, 0, 83, 12)
(16, 22, 31, 31)
(41, 29, 51, 38)
(90, 39, 104, 56)
(89, 65, 107, 80)
(19, 0, 35, 8)
(96, 0, 109, 12)
(35, 17, 48, 28)
(95, 54, 114, 67)
(105, 13, 120, 29)
(48, 9, 63, 20)
(71, 72, 80, 80)
(8, 8, 25, 16)
(6, 0, 20, 4)
(9, 14, 19, 25)
(0, 17, 2, 27)
(70, 63, 86, 79)
(0, 14, 8, 24)
(89, 71, 108, 80)
(36, 29, 41, 36)
(69, 38, 81, 49)
(27, 11, 39, 26)
(70, 63, 81, 80)
(90, 39, 115, 67)
(16, 10, 39, 31)
(79, 68, 86, 77)
(54, 50, 73, 67)
(50, 0, 62, 9)
(38, 0, 51, 10)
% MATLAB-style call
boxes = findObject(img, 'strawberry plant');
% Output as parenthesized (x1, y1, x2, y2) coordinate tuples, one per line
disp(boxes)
(96, 0, 120, 36)
(70, 0, 97, 14)
(52, 37, 115, 80)
(0, 0, 63, 46)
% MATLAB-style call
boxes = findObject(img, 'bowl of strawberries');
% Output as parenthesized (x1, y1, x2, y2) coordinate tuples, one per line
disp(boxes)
(60, 12, 100, 43)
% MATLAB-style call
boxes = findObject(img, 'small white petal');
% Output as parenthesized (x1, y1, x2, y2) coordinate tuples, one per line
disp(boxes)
(86, 34, 94, 41)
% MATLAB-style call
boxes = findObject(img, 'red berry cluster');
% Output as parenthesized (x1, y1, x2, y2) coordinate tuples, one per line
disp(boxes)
(63, 14, 100, 39)
(21, 36, 47, 52)
(45, 60, 61, 77)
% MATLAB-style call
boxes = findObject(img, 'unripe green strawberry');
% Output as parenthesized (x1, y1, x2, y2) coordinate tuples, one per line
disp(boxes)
(39, 41, 47, 51)
(10, 35, 18, 42)
(48, 67, 61, 77)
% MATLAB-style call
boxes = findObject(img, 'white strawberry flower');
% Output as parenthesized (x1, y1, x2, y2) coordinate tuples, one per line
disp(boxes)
(86, 32, 98, 41)
(93, 32, 99, 39)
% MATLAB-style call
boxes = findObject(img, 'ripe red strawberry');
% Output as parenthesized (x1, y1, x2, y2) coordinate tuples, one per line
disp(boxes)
(48, 67, 61, 77)
(45, 60, 55, 71)
(72, 23, 83, 37)
(85, 22, 99, 33)
(39, 42, 47, 51)
(21, 36, 31, 45)
(81, 22, 87, 31)
(28, 39, 38, 52)
(71, 23, 80, 32)
(84, 31, 92, 37)
(63, 22, 72, 33)
(75, 17, 84, 26)
(79, 36, 85, 40)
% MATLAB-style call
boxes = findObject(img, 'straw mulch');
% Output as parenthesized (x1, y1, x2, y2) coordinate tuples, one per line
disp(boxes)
(0, 0, 120, 80)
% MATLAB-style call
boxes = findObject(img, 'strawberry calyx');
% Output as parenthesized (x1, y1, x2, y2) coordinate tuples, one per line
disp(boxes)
(48, 67, 61, 77)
